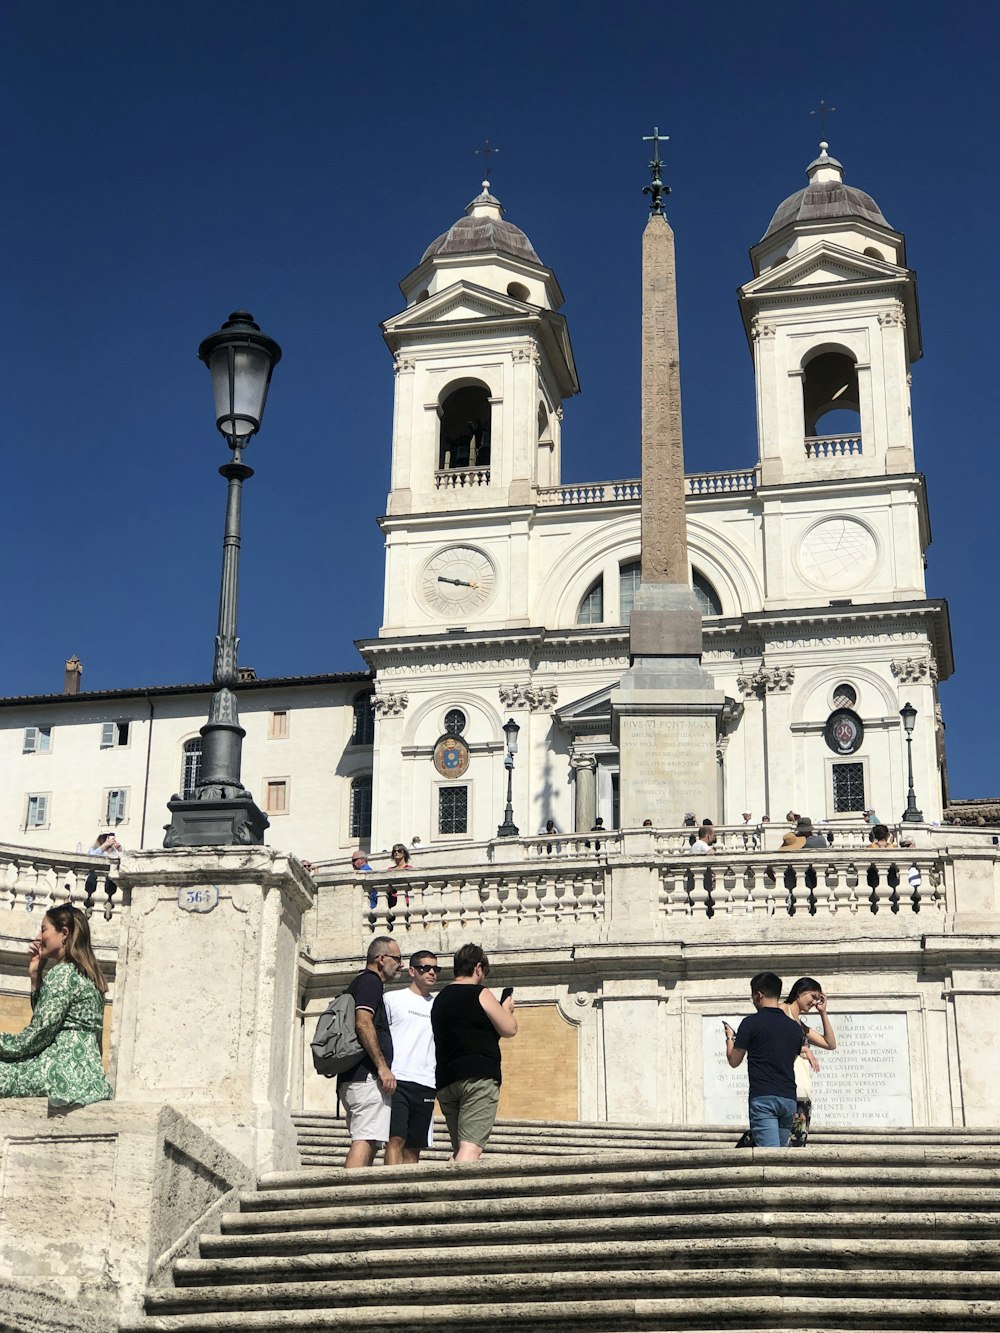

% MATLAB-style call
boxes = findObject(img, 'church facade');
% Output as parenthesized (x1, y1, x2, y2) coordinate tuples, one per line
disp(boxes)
(1, 144, 951, 859)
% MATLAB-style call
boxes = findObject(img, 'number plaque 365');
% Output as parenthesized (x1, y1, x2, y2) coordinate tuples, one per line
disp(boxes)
(177, 885, 220, 913)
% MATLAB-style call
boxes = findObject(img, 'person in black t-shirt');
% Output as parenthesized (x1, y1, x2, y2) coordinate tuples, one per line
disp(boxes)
(724, 971, 804, 1148)
(430, 942, 517, 1163)
(339, 936, 403, 1167)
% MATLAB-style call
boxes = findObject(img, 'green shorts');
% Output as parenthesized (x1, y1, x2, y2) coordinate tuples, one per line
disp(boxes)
(437, 1077, 500, 1150)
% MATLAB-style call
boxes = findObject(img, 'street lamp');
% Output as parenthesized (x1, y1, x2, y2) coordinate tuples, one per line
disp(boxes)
(899, 700, 924, 824)
(496, 716, 521, 838)
(165, 311, 282, 847)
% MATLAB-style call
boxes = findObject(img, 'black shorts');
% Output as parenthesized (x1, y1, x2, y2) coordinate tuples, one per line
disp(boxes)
(389, 1080, 436, 1148)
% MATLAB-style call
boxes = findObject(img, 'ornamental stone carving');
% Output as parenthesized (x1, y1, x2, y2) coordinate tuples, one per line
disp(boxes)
(751, 319, 776, 341)
(878, 307, 906, 328)
(736, 665, 795, 698)
(513, 347, 540, 366)
(890, 656, 937, 685)
(392, 355, 415, 374)
(569, 753, 597, 774)
(499, 684, 558, 711)
(372, 692, 409, 717)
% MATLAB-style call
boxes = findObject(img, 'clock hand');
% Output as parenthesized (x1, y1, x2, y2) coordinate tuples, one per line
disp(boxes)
(438, 576, 473, 587)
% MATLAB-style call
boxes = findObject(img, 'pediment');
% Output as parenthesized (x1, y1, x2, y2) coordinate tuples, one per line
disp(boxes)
(555, 683, 616, 723)
(742, 242, 905, 298)
(383, 280, 536, 333)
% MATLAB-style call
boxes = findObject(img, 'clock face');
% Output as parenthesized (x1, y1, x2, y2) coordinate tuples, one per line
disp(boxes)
(797, 518, 878, 592)
(419, 545, 496, 616)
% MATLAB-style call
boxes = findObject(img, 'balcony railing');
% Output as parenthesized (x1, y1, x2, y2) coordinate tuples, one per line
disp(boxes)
(536, 468, 757, 507)
(0, 843, 125, 960)
(805, 434, 863, 459)
(434, 466, 491, 490)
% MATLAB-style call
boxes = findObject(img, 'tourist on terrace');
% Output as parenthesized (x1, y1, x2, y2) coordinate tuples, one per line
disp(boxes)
(781, 978, 837, 1148)
(0, 904, 111, 1107)
(86, 833, 123, 857)
(868, 824, 897, 849)
(431, 943, 517, 1163)
(724, 971, 803, 1148)
(687, 826, 716, 854)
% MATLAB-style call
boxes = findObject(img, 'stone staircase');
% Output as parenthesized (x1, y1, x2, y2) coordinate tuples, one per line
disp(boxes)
(132, 1116, 1000, 1332)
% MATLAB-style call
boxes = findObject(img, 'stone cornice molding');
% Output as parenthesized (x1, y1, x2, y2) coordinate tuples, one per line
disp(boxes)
(372, 691, 409, 717)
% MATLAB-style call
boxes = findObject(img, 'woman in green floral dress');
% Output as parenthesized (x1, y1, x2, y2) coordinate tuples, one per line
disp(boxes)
(0, 903, 112, 1107)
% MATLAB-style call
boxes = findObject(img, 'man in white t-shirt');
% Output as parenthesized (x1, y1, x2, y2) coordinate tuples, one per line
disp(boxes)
(384, 949, 439, 1164)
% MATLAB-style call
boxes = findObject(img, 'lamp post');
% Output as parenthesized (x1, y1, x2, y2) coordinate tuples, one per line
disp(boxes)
(165, 311, 282, 847)
(496, 716, 521, 837)
(899, 700, 924, 824)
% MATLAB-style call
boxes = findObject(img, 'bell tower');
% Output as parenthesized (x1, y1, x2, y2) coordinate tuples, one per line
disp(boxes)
(739, 143, 921, 487)
(381, 179, 579, 517)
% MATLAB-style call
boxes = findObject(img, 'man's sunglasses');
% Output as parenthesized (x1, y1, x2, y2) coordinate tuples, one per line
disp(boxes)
(413, 963, 439, 974)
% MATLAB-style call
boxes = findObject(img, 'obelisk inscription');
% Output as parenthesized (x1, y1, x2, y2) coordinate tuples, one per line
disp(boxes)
(612, 128, 724, 828)
(641, 208, 688, 586)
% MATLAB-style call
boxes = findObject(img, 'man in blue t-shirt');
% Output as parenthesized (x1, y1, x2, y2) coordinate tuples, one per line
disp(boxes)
(724, 971, 804, 1148)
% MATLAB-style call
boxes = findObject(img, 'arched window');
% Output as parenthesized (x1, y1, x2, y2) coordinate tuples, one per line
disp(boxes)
(619, 561, 642, 624)
(350, 775, 373, 839)
(802, 350, 861, 439)
(351, 692, 375, 746)
(444, 708, 466, 735)
(577, 577, 604, 625)
(439, 384, 491, 471)
(617, 561, 721, 622)
(181, 738, 202, 799)
(692, 571, 723, 617)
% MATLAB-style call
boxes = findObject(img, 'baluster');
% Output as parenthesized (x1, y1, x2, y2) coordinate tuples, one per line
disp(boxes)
(839, 861, 857, 912)
(869, 862, 892, 915)
(824, 864, 840, 915)
(804, 864, 818, 916)
(762, 866, 777, 915)
(742, 866, 757, 916)
(2, 860, 17, 912)
(784, 866, 797, 916)
(887, 862, 901, 914)
(717, 865, 735, 914)
(905, 862, 923, 911)
(726, 865, 748, 915)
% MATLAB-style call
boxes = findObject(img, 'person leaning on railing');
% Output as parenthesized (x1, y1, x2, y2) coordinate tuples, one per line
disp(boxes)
(0, 904, 112, 1108)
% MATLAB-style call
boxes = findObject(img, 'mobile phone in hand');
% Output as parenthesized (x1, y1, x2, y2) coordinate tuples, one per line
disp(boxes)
(500, 986, 514, 1004)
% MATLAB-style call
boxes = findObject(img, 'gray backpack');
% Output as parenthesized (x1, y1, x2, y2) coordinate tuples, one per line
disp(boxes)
(311, 991, 363, 1078)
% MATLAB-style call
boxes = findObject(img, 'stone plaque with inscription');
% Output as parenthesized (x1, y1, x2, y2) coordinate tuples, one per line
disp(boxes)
(616, 707, 719, 827)
(702, 1012, 913, 1127)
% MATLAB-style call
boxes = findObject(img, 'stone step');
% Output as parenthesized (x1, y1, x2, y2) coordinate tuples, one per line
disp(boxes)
(139, 1267, 1000, 1321)
(126, 1296, 1000, 1333)
(245, 1159, 1000, 1212)
(173, 1236, 1000, 1287)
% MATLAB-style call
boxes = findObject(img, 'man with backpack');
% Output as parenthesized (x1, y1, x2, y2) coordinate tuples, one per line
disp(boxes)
(339, 936, 403, 1167)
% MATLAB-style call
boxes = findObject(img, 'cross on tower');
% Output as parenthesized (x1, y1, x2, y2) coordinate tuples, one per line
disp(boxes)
(810, 99, 837, 141)
(642, 126, 671, 215)
(474, 139, 500, 185)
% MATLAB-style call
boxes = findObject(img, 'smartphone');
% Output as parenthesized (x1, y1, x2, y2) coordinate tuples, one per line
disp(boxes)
(500, 986, 514, 1004)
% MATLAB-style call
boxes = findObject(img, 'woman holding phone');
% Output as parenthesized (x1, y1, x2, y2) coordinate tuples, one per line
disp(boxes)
(431, 943, 516, 1162)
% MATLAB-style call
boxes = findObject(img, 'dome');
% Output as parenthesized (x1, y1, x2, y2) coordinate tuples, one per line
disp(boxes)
(421, 185, 541, 265)
(762, 144, 891, 240)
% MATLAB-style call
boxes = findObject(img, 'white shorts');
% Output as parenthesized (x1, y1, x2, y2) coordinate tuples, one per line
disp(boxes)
(342, 1073, 391, 1142)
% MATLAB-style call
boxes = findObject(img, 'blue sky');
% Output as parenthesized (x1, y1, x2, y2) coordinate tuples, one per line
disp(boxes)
(2, 3, 996, 798)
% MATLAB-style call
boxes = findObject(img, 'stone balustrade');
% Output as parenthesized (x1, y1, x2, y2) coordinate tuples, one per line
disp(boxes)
(0, 842, 123, 958)
(536, 468, 757, 507)
(434, 465, 491, 489)
(805, 433, 863, 458)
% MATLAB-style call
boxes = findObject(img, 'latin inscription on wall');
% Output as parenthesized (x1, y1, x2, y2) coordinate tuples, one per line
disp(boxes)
(702, 1012, 913, 1127)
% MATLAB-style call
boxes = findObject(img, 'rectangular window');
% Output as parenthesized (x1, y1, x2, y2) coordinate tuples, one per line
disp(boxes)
(23, 726, 52, 754)
(350, 775, 372, 839)
(105, 788, 128, 824)
(269, 710, 289, 739)
(438, 785, 469, 835)
(832, 762, 866, 813)
(101, 721, 130, 748)
(265, 779, 288, 814)
(26, 794, 50, 828)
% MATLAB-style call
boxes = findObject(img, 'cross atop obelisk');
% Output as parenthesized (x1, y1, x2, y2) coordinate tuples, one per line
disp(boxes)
(636, 126, 691, 599)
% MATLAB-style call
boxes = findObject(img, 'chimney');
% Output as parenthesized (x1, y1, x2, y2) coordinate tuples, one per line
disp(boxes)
(64, 656, 83, 695)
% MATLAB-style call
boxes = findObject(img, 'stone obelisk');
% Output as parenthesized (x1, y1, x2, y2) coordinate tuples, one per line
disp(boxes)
(612, 129, 725, 826)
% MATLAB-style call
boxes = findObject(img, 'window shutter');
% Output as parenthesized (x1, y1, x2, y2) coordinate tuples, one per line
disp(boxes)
(106, 789, 127, 822)
(101, 722, 115, 748)
(23, 727, 38, 753)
